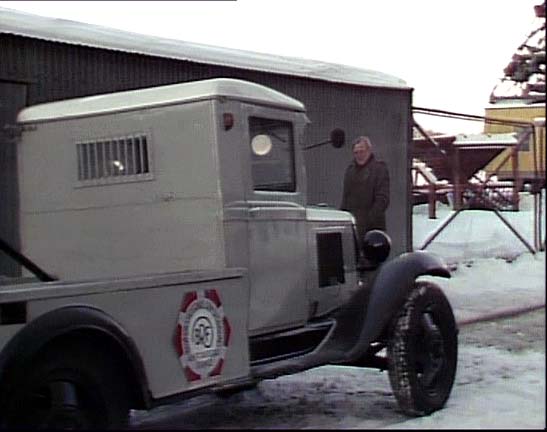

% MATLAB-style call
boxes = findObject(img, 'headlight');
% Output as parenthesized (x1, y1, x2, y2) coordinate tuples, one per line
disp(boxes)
(362, 230, 391, 264)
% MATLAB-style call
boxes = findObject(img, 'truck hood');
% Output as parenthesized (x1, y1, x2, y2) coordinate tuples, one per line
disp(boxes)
(306, 207, 355, 223)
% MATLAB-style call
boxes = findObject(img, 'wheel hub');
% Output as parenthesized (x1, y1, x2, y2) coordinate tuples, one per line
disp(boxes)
(419, 311, 445, 388)
(41, 381, 91, 428)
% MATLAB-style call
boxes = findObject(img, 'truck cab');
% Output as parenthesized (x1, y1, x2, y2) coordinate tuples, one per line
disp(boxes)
(216, 87, 358, 338)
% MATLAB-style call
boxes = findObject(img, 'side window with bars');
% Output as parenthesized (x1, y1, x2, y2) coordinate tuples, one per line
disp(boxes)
(76, 134, 152, 186)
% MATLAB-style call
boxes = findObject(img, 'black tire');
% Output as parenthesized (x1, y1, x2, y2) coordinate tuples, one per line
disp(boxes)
(387, 281, 458, 416)
(1, 342, 131, 429)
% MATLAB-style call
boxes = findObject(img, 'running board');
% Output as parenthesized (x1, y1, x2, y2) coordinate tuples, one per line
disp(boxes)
(249, 320, 334, 366)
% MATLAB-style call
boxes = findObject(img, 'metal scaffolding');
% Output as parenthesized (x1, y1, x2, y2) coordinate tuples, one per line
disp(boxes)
(412, 107, 544, 253)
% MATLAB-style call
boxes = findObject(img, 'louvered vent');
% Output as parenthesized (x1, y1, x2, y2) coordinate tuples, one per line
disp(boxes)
(76, 134, 152, 185)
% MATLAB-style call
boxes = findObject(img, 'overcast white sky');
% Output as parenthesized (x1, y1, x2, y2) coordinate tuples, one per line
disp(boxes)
(0, 0, 541, 134)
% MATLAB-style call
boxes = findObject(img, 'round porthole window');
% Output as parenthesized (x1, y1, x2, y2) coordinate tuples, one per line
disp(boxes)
(251, 134, 273, 156)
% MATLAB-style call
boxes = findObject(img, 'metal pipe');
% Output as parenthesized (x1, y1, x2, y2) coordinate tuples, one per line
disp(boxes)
(540, 191, 545, 251)
(0, 237, 56, 282)
(412, 120, 448, 155)
(418, 209, 463, 250)
(492, 208, 536, 254)
(534, 192, 540, 251)
(413, 106, 534, 128)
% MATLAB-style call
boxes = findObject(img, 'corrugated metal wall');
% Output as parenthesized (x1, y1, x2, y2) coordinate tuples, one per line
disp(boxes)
(0, 33, 412, 276)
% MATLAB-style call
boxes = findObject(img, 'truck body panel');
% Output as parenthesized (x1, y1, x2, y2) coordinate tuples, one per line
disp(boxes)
(18, 101, 226, 280)
(0, 269, 250, 399)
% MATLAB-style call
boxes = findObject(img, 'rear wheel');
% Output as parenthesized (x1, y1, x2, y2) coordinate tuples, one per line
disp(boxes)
(1, 343, 131, 429)
(387, 281, 458, 416)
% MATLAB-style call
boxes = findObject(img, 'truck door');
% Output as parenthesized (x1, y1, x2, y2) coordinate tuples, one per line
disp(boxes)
(243, 111, 309, 334)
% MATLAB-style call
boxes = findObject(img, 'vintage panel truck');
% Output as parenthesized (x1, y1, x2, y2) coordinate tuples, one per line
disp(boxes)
(0, 78, 458, 429)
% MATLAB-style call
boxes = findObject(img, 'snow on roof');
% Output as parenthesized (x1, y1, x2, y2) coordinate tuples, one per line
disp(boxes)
(17, 78, 306, 123)
(0, 7, 409, 90)
(485, 100, 546, 109)
(453, 132, 518, 147)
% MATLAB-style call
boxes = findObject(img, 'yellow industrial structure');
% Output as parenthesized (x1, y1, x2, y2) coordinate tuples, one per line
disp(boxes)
(483, 103, 545, 183)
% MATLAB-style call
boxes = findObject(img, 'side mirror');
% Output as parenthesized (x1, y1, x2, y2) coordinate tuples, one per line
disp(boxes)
(302, 128, 346, 150)
(330, 128, 345, 148)
(362, 230, 391, 264)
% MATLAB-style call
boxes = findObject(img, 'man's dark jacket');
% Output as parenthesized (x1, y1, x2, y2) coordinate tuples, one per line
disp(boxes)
(340, 154, 390, 240)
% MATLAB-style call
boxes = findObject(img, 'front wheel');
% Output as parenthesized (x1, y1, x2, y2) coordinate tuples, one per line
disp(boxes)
(387, 281, 458, 416)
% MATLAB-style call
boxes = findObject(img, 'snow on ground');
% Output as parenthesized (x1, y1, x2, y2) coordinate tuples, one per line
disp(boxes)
(428, 251, 545, 324)
(384, 346, 545, 429)
(413, 191, 545, 264)
(415, 192, 545, 323)
(247, 346, 545, 430)
(131, 192, 546, 429)
(133, 343, 545, 429)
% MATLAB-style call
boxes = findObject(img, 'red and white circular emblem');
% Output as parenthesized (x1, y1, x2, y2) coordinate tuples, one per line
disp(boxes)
(175, 289, 231, 382)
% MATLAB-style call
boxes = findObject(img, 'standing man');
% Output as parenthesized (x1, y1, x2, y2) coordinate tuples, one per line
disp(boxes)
(340, 136, 390, 245)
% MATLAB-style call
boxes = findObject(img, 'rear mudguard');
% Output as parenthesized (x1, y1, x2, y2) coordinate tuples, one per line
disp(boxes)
(346, 250, 451, 361)
(0, 305, 150, 410)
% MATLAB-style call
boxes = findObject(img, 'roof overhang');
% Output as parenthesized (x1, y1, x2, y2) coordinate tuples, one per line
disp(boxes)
(0, 6, 410, 91)
(453, 132, 518, 150)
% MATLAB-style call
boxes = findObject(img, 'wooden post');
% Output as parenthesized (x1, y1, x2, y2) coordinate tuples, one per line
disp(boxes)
(511, 148, 520, 211)
(428, 182, 436, 219)
(453, 147, 462, 210)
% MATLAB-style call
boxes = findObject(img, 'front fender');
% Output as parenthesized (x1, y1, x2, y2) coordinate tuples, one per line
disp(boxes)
(346, 251, 450, 361)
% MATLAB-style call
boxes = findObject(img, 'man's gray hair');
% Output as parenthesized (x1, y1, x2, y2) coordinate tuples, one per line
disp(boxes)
(352, 136, 372, 150)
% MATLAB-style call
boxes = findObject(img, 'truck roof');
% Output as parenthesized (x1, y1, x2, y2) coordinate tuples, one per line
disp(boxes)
(17, 78, 306, 123)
